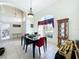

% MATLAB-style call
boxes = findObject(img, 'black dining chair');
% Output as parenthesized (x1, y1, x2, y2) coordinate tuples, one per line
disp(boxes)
(21, 35, 24, 46)
(34, 32, 38, 35)
(21, 34, 29, 46)
(23, 36, 33, 52)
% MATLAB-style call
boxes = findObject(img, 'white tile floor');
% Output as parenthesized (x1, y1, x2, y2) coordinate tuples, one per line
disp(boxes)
(0, 40, 58, 59)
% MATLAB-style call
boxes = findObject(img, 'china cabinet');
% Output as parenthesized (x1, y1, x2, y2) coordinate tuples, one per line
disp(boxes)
(57, 18, 69, 47)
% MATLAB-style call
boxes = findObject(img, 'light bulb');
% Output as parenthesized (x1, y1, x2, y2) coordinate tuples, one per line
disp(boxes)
(28, 14, 33, 18)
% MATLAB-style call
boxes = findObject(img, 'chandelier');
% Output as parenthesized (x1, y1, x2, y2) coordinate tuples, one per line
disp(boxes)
(27, 0, 34, 18)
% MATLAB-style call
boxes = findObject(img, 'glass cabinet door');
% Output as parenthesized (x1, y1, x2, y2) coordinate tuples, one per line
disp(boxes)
(57, 18, 69, 47)
(60, 23, 64, 37)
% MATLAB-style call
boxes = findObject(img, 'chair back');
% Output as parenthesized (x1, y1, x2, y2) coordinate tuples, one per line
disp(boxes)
(34, 32, 38, 35)
(36, 37, 45, 47)
(23, 36, 27, 43)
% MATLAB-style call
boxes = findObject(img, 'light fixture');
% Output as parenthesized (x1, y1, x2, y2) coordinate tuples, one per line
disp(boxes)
(28, 8, 34, 18)
(27, 0, 34, 18)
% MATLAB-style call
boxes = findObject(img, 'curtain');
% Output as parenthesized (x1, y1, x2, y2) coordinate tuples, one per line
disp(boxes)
(38, 18, 54, 27)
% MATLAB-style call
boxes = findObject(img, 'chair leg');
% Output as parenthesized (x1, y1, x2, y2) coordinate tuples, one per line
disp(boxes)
(43, 45, 45, 52)
(25, 45, 28, 53)
(39, 47, 41, 56)
(45, 44, 47, 51)
(21, 38, 22, 46)
(21, 36, 23, 46)
(45, 38, 47, 50)
(23, 44, 25, 50)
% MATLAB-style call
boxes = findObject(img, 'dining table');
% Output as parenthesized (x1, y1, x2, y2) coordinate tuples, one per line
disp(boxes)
(32, 40, 38, 58)
(27, 34, 39, 58)
(25, 34, 47, 58)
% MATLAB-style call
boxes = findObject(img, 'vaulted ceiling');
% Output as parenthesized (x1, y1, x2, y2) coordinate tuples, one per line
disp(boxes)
(0, 0, 57, 13)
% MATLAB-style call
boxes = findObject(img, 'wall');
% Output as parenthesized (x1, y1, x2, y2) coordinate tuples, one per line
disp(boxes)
(34, 0, 79, 44)
(0, 5, 25, 39)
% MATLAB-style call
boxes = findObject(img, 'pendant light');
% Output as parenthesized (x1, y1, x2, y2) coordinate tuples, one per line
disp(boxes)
(28, 0, 34, 18)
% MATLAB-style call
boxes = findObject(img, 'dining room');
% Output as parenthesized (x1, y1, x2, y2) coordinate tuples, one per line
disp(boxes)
(0, 0, 79, 59)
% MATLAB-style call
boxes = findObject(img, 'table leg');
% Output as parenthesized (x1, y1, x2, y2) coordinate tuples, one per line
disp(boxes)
(33, 43, 35, 58)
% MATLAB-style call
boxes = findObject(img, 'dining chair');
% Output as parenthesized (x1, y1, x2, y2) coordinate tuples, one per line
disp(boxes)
(21, 34, 29, 46)
(23, 36, 33, 53)
(34, 32, 38, 35)
(35, 37, 46, 55)
(21, 35, 24, 46)
(44, 37, 47, 50)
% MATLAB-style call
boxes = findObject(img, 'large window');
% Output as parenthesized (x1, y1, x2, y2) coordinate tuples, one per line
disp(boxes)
(38, 15, 54, 39)
(44, 24, 53, 38)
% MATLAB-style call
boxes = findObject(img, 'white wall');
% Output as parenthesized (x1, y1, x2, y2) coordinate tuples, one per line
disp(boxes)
(0, 5, 25, 39)
(34, 0, 79, 44)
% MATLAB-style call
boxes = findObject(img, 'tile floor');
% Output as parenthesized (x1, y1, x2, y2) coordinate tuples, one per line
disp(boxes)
(0, 40, 58, 59)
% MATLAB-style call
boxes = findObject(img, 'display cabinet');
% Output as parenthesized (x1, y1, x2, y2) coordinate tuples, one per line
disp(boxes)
(57, 18, 69, 47)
